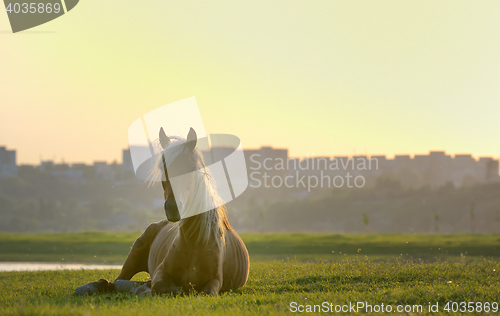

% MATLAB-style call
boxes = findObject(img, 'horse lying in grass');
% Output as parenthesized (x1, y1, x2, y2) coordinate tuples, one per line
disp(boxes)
(76, 128, 249, 296)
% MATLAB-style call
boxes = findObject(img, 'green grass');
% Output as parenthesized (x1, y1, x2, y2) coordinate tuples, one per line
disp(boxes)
(1, 232, 499, 263)
(1, 233, 499, 315)
(0, 259, 499, 315)
(0, 232, 139, 264)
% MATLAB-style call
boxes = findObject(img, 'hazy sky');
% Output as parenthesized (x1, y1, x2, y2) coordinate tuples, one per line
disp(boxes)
(1, 1, 499, 164)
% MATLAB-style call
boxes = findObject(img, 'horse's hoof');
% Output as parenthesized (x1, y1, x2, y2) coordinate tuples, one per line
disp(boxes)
(151, 281, 182, 295)
(75, 279, 112, 296)
(151, 281, 168, 295)
(202, 287, 218, 296)
(168, 283, 183, 294)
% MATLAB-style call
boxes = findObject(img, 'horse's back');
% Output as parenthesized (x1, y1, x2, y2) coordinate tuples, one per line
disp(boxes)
(222, 228, 250, 292)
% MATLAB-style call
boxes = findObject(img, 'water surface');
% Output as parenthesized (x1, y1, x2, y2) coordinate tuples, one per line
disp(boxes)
(0, 262, 122, 272)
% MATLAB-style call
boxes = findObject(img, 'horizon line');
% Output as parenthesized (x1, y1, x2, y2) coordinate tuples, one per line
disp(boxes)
(4, 146, 499, 166)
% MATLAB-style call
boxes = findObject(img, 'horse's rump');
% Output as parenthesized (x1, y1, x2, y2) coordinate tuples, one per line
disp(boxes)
(221, 229, 250, 292)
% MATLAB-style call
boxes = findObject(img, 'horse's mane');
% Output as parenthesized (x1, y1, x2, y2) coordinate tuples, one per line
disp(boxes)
(148, 136, 229, 249)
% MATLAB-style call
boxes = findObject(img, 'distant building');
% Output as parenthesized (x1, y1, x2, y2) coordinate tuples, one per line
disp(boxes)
(479, 157, 499, 183)
(94, 161, 117, 181)
(243, 146, 288, 171)
(452, 154, 477, 186)
(40, 160, 84, 183)
(243, 146, 288, 180)
(201, 147, 237, 165)
(0, 146, 17, 178)
(121, 149, 135, 180)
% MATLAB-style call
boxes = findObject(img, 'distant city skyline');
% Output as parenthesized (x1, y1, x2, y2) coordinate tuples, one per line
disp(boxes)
(1, 144, 499, 165)
(2, 145, 498, 191)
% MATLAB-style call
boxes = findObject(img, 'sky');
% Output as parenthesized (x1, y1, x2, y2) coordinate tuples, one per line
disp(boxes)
(1, 1, 499, 164)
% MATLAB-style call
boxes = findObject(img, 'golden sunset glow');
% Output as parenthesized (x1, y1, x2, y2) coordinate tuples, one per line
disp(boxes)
(1, 1, 499, 164)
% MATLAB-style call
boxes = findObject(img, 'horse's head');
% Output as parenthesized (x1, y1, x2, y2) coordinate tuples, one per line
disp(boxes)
(159, 127, 198, 223)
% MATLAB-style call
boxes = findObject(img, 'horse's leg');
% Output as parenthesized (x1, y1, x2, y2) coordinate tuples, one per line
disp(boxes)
(75, 278, 114, 296)
(115, 220, 169, 281)
(150, 262, 182, 295)
(75, 221, 170, 296)
(202, 279, 222, 296)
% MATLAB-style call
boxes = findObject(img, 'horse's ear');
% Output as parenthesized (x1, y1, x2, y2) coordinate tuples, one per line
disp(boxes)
(159, 127, 170, 149)
(186, 127, 197, 152)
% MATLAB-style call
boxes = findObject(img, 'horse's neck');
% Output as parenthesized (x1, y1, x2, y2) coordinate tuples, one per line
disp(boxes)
(178, 212, 214, 247)
(178, 208, 229, 249)
(178, 215, 198, 243)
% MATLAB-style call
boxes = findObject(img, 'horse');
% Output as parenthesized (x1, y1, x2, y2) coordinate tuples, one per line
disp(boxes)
(76, 127, 249, 296)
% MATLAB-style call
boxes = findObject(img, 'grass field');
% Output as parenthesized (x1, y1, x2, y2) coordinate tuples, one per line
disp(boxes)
(1, 233, 499, 315)
(1, 232, 499, 263)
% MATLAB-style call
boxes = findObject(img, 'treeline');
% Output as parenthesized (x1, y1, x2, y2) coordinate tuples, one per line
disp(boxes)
(0, 165, 165, 232)
(231, 178, 500, 233)
(1, 166, 499, 233)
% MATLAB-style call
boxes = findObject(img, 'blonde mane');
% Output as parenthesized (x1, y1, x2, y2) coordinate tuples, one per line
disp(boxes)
(148, 136, 228, 249)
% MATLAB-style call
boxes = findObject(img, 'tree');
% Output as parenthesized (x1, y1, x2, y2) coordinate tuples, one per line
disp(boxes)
(470, 202, 475, 233)
(362, 212, 369, 232)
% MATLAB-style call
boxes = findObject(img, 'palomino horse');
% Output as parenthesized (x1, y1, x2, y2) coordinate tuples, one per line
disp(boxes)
(76, 128, 249, 296)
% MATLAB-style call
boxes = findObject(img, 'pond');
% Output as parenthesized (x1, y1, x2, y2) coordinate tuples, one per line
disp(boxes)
(0, 262, 122, 272)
